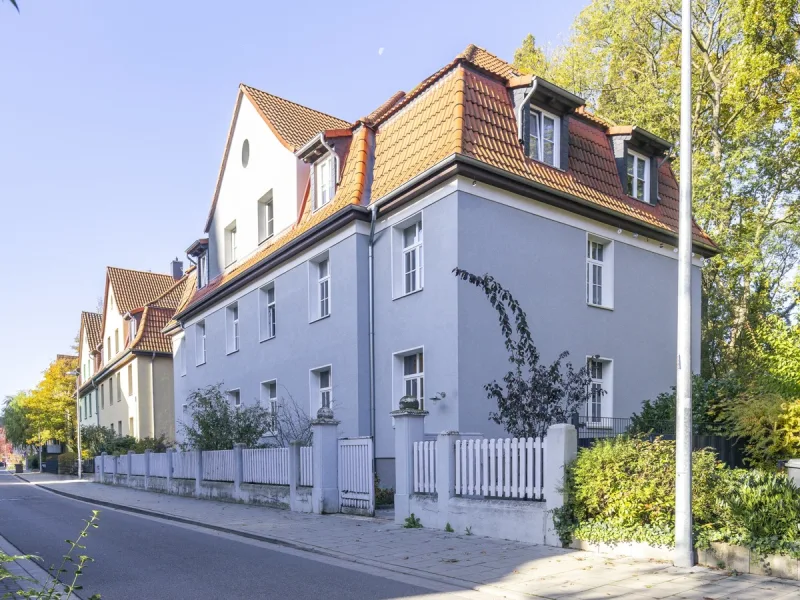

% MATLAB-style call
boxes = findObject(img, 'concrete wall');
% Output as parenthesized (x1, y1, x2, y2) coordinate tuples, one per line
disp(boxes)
(207, 96, 308, 280)
(174, 229, 371, 445)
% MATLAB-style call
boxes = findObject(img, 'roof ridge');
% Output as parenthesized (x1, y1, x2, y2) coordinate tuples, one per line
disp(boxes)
(240, 83, 351, 128)
(107, 265, 173, 278)
(147, 272, 189, 308)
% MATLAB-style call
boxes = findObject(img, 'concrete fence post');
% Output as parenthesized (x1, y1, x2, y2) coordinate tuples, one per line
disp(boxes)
(166, 448, 174, 492)
(195, 450, 203, 498)
(233, 443, 244, 498)
(435, 432, 459, 529)
(112, 454, 118, 483)
(311, 407, 340, 514)
(144, 449, 152, 490)
(126, 451, 134, 487)
(100, 452, 107, 483)
(289, 441, 301, 512)
(391, 408, 428, 525)
(543, 423, 578, 546)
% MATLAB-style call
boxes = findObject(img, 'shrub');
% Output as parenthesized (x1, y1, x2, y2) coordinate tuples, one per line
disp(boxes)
(559, 437, 726, 548)
(57, 452, 77, 475)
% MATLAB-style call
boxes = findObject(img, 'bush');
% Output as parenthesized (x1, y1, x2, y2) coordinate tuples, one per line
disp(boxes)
(58, 452, 77, 475)
(558, 437, 725, 548)
(554, 436, 800, 557)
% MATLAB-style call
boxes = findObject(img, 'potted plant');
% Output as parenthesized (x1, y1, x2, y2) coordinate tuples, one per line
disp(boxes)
(398, 395, 420, 410)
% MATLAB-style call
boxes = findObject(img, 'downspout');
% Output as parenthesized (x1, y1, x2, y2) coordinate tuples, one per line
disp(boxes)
(516, 78, 539, 142)
(368, 206, 377, 446)
(150, 352, 156, 439)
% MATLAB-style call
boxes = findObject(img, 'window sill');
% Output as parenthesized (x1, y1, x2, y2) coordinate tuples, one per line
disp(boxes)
(195, 360, 206, 367)
(259, 335, 276, 343)
(258, 235, 274, 246)
(226, 348, 240, 356)
(309, 314, 331, 324)
(587, 302, 614, 311)
(393, 287, 424, 301)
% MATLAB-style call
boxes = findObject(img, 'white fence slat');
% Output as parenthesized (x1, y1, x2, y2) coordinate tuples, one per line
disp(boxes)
(413, 442, 421, 493)
(150, 453, 168, 478)
(202, 450, 235, 482)
(481, 440, 488, 496)
(536, 437, 543, 499)
(131, 453, 146, 476)
(172, 450, 196, 480)
(489, 440, 496, 496)
(242, 448, 289, 485)
(455, 440, 462, 494)
(503, 438, 511, 497)
(300, 446, 313, 486)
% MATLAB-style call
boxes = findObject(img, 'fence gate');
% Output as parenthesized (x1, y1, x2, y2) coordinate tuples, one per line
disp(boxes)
(337, 437, 374, 516)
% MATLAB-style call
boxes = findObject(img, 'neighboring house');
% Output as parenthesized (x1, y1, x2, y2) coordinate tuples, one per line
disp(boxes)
(78, 263, 190, 441)
(166, 44, 716, 485)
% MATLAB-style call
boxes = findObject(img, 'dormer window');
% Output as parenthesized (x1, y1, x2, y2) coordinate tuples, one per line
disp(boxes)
(128, 316, 138, 344)
(197, 252, 208, 289)
(314, 155, 336, 211)
(528, 107, 559, 168)
(627, 150, 650, 203)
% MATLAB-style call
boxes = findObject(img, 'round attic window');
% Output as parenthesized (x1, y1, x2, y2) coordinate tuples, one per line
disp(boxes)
(241, 139, 250, 168)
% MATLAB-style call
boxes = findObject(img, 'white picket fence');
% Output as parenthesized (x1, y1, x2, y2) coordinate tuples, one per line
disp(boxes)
(455, 437, 545, 500)
(150, 453, 169, 478)
(413, 441, 437, 493)
(242, 448, 289, 485)
(130, 454, 146, 476)
(117, 457, 128, 475)
(300, 446, 313, 487)
(172, 450, 196, 480)
(202, 450, 235, 482)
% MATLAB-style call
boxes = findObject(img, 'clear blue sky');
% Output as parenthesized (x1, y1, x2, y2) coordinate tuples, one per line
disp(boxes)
(0, 0, 588, 398)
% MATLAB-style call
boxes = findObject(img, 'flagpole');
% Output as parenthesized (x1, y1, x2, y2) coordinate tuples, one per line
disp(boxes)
(675, 0, 695, 569)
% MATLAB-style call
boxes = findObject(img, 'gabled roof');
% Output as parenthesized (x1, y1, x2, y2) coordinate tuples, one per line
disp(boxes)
(106, 267, 177, 315)
(130, 306, 176, 354)
(80, 312, 103, 352)
(177, 44, 715, 321)
(148, 268, 194, 310)
(204, 85, 351, 233)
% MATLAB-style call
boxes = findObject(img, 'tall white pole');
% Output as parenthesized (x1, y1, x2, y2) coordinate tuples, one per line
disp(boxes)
(675, 0, 695, 568)
(76, 378, 82, 479)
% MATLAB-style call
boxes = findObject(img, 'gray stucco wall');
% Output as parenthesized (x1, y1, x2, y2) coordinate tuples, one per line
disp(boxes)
(174, 233, 371, 446)
(455, 190, 702, 437)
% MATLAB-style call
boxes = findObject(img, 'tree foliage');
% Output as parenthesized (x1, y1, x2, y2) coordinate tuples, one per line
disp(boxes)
(179, 384, 275, 450)
(23, 356, 78, 448)
(454, 268, 595, 438)
(513, 0, 800, 383)
(2, 392, 32, 450)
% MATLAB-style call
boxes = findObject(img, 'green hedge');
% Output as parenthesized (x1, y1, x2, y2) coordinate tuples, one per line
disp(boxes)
(553, 437, 800, 557)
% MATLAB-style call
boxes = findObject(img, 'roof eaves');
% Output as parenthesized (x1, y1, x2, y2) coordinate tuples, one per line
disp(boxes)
(204, 90, 244, 234)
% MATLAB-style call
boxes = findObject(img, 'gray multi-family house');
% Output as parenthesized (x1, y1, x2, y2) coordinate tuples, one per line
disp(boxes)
(165, 44, 716, 485)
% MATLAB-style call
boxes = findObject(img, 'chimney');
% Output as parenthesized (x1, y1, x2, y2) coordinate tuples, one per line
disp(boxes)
(171, 258, 184, 280)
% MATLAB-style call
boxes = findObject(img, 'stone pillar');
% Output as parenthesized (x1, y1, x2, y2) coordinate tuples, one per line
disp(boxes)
(166, 448, 174, 493)
(127, 451, 134, 487)
(435, 431, 459, 528)
(144, 449, 152, 490)
(289, 441, 301, 512)
(233, 443, 244, 497)
(544, 423, 578, 546)
(100, 452, 107, 483)
(311, 406, 340, 514)
(195, 449, 203, 498)
(391, 409, 428, 525)
(112, 454, 118, 483)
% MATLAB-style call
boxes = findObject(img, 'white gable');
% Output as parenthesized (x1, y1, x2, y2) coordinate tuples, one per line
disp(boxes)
(206, 94, 309, 280)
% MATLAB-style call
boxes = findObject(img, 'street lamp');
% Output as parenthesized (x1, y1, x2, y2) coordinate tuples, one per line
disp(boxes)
(67, 369, 82, 479)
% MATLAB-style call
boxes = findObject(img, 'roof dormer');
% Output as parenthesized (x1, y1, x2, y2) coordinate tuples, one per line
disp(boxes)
(186, 238, 209, 289)
(296, 131, 351, 212)
(511, 76, 584, 171)
(608, 126, 671, 205)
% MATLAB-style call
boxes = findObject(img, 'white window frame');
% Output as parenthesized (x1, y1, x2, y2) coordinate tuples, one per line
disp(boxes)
(179, 336, 187, 377)
(310, 365, 333, 410)
(391, 212, 424, 299)
(627, 149, 650, 203)
(313, 155, 336, 211)
(197, 252, 208, 289)
(402, 221, 423, 295)
(258, 283, 276, 341)
(258, 191, 274, 244)
(585, 357, 613, 425)
(392, 347, 425, 411)
(195, 320, 206, 366)
(586, 234, 614, 310)
(308, 253, 331, 322)
(227, 388, 241, 408)
(528, 106, 560, 169)
(225, 221, 238, 266)
(226, 302, 240, 354)
(260, 380, 278, 431)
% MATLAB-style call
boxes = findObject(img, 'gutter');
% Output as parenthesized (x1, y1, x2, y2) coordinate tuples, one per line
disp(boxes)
(515, 79, 539, 142)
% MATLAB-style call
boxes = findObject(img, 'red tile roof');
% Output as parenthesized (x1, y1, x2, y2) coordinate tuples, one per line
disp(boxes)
(80, 312, 103, 352)
(130, 306, 175, 354)
(180, 44, 715, 318)
(107, 267, 177, 315)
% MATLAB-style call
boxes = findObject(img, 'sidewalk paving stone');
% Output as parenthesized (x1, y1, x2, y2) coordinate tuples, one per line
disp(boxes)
(17, 472, 800, 600)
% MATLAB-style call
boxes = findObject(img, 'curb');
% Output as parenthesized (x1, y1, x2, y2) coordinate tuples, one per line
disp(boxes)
(13, 475, 530, 599)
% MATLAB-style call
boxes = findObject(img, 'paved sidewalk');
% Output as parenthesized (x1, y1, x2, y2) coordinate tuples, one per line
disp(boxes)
(17, 473, 800, 600)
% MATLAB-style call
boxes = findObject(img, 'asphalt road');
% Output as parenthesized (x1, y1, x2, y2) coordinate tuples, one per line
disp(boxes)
(0, 472, 434, 600)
